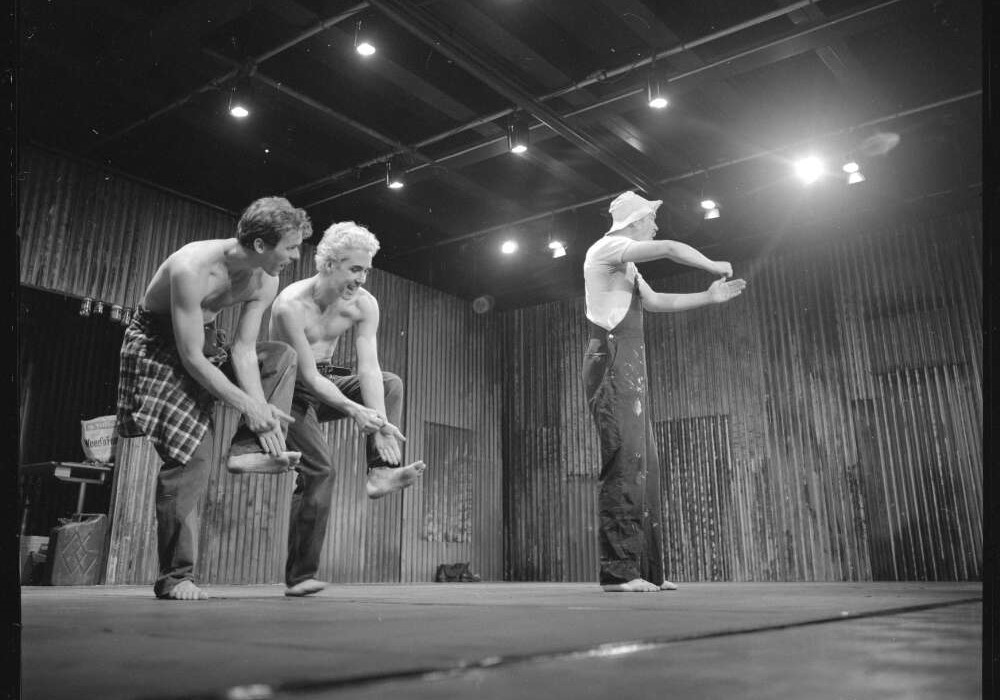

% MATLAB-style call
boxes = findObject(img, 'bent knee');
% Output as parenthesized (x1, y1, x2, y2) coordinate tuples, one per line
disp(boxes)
(257, 341, 297, 369)
(382, 371, 403, 396)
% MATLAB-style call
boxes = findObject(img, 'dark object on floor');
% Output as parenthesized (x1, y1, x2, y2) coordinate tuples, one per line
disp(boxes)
(48, 514, 108, 585)
(435, 562, 481, 582)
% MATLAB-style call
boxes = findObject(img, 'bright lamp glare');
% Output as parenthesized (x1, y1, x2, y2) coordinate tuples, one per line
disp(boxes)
(501, 240, 518, 254)
(356, 42, 376, 56)
(704, 208, 720, 220)
(842, 161, 859, 173)
(847, 171, 865, 185)
(230, 105, 249, 118)
(795, 157, 824, 185)
(648, 96, 668, 109)
(700, 199, 716, 210)
(387, 179, 404, 189)
(510, 144, 527, 154)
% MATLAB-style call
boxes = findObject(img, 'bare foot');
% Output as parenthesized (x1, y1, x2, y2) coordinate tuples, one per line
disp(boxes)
(285, 578, 327, 597)
(602, 578, 660, 592)
(660, 580, 679, 591)
(226, 451, 301, 474)
(161, 580, 209, 600)
(366, 461, 427, 499)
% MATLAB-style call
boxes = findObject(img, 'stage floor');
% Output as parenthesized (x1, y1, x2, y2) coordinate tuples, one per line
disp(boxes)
(20, 581, 982, 700)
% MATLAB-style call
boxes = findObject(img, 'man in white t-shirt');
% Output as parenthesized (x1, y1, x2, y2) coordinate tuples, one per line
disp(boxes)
(582, 191, 746, 592)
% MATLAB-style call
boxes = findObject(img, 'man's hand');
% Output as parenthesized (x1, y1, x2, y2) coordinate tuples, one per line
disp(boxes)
(351, 404, 386, 435)
(707, 277, 747, 303)
(244, 402, 295, 455)
(372, 425, 405, 465)
(710, 261, 733, 278)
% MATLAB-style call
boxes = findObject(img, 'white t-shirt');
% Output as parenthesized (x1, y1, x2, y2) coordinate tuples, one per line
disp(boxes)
(583, 234, 644, 331)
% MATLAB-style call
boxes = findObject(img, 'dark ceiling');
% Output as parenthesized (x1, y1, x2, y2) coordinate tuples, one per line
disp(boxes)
(18, 0, 983, 309)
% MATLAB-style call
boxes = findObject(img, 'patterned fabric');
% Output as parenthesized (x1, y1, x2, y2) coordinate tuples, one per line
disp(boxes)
(116, 307, 229, 465)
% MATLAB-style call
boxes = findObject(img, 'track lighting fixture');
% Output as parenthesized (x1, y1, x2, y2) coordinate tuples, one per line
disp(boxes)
(355, 20, 376, 56)
(507, 115, 529, 154)
(842, 161, 866, 185)
(385, 160, 405, 189)
(647, 51, 668, 109)
(227, 78, 252, 118)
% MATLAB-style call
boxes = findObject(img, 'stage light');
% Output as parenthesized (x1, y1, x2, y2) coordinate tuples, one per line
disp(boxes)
(79, 298, 92, 317)
(385, 160, 404, 189)
(794, 156, 824, 185)
(501, 240, 518, 254)
(700, 199, 716, 210)
(355, 20, 375, 56)
(704, 207, 720, 220)
(507, 116, 529, 154)
(647, 79, 668, 109)
(549, 241, 567, 258)
(842, 161, 865, 185)
(227, 79, 252, 119)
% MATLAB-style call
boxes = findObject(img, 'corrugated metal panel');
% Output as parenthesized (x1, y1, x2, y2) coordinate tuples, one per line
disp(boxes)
(501, 209, 981, 582)
(400, 284, 504, 582)
(18, 146, 236, 307)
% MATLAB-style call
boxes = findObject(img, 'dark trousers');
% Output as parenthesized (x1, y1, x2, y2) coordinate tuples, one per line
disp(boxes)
(152, 341, 297, 597)
(582, 297, 667, 586)
(284, 368, 404, 586)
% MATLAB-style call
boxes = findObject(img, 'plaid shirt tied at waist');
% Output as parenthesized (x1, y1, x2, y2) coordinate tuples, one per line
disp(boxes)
(116, 307, 229, 465)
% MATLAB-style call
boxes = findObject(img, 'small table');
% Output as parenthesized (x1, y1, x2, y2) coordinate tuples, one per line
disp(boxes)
(19, 461, 113, 534)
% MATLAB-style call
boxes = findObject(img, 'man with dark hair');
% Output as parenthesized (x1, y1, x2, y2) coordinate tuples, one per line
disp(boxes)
(583, 191, 746, 593)
(116, 196, 311, 600)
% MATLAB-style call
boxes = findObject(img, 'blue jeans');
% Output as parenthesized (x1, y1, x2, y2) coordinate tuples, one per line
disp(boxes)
(284, 366, 404, 586)
(152, 341, 297, 597)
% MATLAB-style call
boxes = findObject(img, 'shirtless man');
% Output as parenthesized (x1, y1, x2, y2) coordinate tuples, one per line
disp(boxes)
(116, 196, 311, 600)
(583, 191, 745, 592)
(268, 221, 426, 597)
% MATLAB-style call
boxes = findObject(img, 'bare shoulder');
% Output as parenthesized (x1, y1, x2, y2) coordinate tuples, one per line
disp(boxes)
(273, 277, 314, 314)
(356, 287, 379, 311)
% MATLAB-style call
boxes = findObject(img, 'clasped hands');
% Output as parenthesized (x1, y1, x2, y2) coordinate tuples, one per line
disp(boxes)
(353, 404, 406, 465)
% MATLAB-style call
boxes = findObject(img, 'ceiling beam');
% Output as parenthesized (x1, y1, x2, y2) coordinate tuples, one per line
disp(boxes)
(368, 0, 661, 193)
(296, 0, 906, 210)
(388, 88, 981, 257)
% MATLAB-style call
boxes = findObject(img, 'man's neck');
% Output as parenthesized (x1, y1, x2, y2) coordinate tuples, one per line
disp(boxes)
(222, 238, 258, 276)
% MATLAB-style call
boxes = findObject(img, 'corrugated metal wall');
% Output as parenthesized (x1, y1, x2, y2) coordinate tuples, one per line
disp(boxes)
(502, 210, 981, 582)
(400, 285, 504, 582)
(20, 146, 504, 584)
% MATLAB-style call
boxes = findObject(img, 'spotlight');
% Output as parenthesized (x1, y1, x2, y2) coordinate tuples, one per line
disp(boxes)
(385, 160, 405, 189)
(227, 79, 252, 119)
(549, 241, 567, 258)
(501, 240, 518, 254)
(110, 305, 122, 322)
(647, 78, 668, 109)
(704, 208, 720, 220)
(79, 298, 92, 317)
(507, 115, 529, 154)
(794, 156, 825, 185)
(93, 301, 105, 316)
(842, 161, 866, 185)
(700, 199, 717, 210)
(354, 20, 376, 56)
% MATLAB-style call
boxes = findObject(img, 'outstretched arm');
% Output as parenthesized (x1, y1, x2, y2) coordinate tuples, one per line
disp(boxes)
(169, 266, 286, 453)
(355, 295, 405, 465)
(622, 239, 732, 277)
(639, 276, 746, 313)
(228, 275, 294, 455)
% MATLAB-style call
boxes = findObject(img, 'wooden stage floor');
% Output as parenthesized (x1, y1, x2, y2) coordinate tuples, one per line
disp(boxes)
(20, 581, 982, 700)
